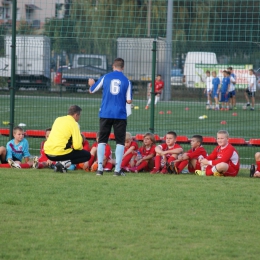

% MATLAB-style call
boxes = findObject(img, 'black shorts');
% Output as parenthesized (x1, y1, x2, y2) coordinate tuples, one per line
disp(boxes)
(245, 89, 256, 97)
(99, 118, 127, 145)
(46, 149, 90, 165)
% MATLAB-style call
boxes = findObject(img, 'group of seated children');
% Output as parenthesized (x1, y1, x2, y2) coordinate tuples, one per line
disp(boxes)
(2, 126, 260, 178)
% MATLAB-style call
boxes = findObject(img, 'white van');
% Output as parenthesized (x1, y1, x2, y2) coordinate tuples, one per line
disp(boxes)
(184, 52, 218, 88)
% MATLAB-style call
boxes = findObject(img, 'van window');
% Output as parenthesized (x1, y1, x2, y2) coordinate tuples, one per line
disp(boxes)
(78, 57, 102, 66)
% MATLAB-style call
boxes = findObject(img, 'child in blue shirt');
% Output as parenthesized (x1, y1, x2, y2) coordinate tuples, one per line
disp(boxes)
(212, 71, 220, 110)
(220, 70, 230, 110)
(6, 126, 36, 169)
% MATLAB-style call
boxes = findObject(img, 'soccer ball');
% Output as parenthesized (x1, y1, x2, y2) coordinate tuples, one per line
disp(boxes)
(242, 105, 247, 110)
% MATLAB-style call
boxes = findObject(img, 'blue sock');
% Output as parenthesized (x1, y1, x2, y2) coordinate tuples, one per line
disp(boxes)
(97, 143, 105, 171)
(115, 144, 124, 172)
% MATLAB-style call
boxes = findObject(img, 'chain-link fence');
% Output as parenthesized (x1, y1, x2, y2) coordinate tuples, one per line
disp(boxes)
(0, 0, 260, 165)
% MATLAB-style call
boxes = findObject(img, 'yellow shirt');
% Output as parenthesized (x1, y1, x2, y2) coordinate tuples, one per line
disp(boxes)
(44, 115, 83, 156)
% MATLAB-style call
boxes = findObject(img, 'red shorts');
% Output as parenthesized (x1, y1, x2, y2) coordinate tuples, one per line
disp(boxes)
(188, 160, 201, 173)
(205, 164, 239, 177)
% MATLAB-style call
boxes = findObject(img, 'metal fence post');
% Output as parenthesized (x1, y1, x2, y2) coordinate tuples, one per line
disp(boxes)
(9, 0, 17, 140)
(149, 39, 157, 133)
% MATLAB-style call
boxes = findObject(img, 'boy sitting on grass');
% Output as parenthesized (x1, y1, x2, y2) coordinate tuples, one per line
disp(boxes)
(150, 131, 183, 174)
(34, 128, 55, 169)
(121, 132, 139, 171)
(196, 130, 240, 177)
(251, 152, 260, 177)
(173, 135, 207, 174)
(79, 132, 113, 172)
(129, 132, 156, 173)
(6, 126, 37, 169)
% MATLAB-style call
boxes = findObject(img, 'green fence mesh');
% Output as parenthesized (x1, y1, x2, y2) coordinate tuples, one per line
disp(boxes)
(0, 0, 260, 166)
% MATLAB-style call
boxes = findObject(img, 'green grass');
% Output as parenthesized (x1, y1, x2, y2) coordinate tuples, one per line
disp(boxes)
(0, 168, 260, 260)
(0, 91, 259, 165)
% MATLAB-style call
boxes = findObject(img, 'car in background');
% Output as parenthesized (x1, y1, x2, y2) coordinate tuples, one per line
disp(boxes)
(170, 68, 184, 86)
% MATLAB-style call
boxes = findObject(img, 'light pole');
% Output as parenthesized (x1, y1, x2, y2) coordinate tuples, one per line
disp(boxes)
(163, 0, 173, 101)
(147, 0, 152, 37)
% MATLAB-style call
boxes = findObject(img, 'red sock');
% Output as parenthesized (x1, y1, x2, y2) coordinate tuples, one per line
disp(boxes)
(256, 161, 260, 172)
(38, 163, 44, 169)
(121, 153, 133, 167)
(154, 155, 161, 170)
(176, 160, 188, 172)
(0, 163, 11, 168)
(136, 161, 148, 171)
(20, 163, 31, 168)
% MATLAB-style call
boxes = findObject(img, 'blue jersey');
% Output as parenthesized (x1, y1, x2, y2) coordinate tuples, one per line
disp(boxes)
(6, 138, 30, 161)
(212, 77, 220, 93)
(90, 71, 132, 119)
(231, 73, 236, 80)
(221, 77, 230, 93)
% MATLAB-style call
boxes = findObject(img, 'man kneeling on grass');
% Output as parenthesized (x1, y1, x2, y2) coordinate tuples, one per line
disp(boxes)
(44, 105, 91, 173)
(195, 130, 240, 177)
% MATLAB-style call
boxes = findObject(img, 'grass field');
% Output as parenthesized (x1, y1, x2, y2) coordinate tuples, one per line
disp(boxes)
(0, 91, 259, 165)
(1, 168, 260, 260)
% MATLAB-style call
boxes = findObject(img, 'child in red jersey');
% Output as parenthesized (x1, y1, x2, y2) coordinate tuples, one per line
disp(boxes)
(81, 132, 113, 172)
(34, 128, 55, 169)
(129, 132, 156, 173)
(150, 131, 183, 174)
(145, 74, 164, 109)
(120, 132, 138, 170)
(251, 152, 260, 177)
(76, 134, 91, 170)
(173, 135, 207, 174)
(196, 130, 240, 177)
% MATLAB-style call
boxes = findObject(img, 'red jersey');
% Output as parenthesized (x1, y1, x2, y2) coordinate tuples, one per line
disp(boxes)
(83, 140, 90, 151)
(206, 143, 240, 170)
(139, 145, 156, 157)
(124, 141, 138, 153)
(159, 143, 182, 158)
(92, 142, 112, 159)
(150, 80, 164, 93)
(39, 141, 48, 162)
(186, 146, 207, 159)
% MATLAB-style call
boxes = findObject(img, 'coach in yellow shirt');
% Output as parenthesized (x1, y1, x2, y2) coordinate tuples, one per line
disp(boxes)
(44, 105, 90, 172)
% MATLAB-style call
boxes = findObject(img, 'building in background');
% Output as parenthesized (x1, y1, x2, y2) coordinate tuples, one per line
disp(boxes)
(0, 0, 70, 28)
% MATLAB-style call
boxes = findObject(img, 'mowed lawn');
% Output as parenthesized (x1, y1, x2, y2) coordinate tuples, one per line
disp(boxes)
(0, 168, 260, 260)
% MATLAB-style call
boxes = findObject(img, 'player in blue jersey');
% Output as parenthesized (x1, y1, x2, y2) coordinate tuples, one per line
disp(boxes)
(89, 58, 132, 176)
(211, 71, 220, 110)
(220, 70, 230, 110)
(6, 126, 36, 169)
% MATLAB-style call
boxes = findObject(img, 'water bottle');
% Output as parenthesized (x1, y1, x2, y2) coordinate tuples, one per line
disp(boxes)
(250, 164, 255, 178)
(136, 151, 142, 160)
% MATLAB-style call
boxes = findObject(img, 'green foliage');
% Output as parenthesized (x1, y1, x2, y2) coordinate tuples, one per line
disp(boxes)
(44, 18, 79, 53)
(0, 24, 8, 56)
(0, 169, 260, 259)
(16, 21, 34, 35)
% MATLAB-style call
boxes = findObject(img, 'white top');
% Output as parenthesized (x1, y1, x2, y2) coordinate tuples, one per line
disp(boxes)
(248, 74, 256, 92)
(206, 76, 213, 91)
(229, 76, 236, 92)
